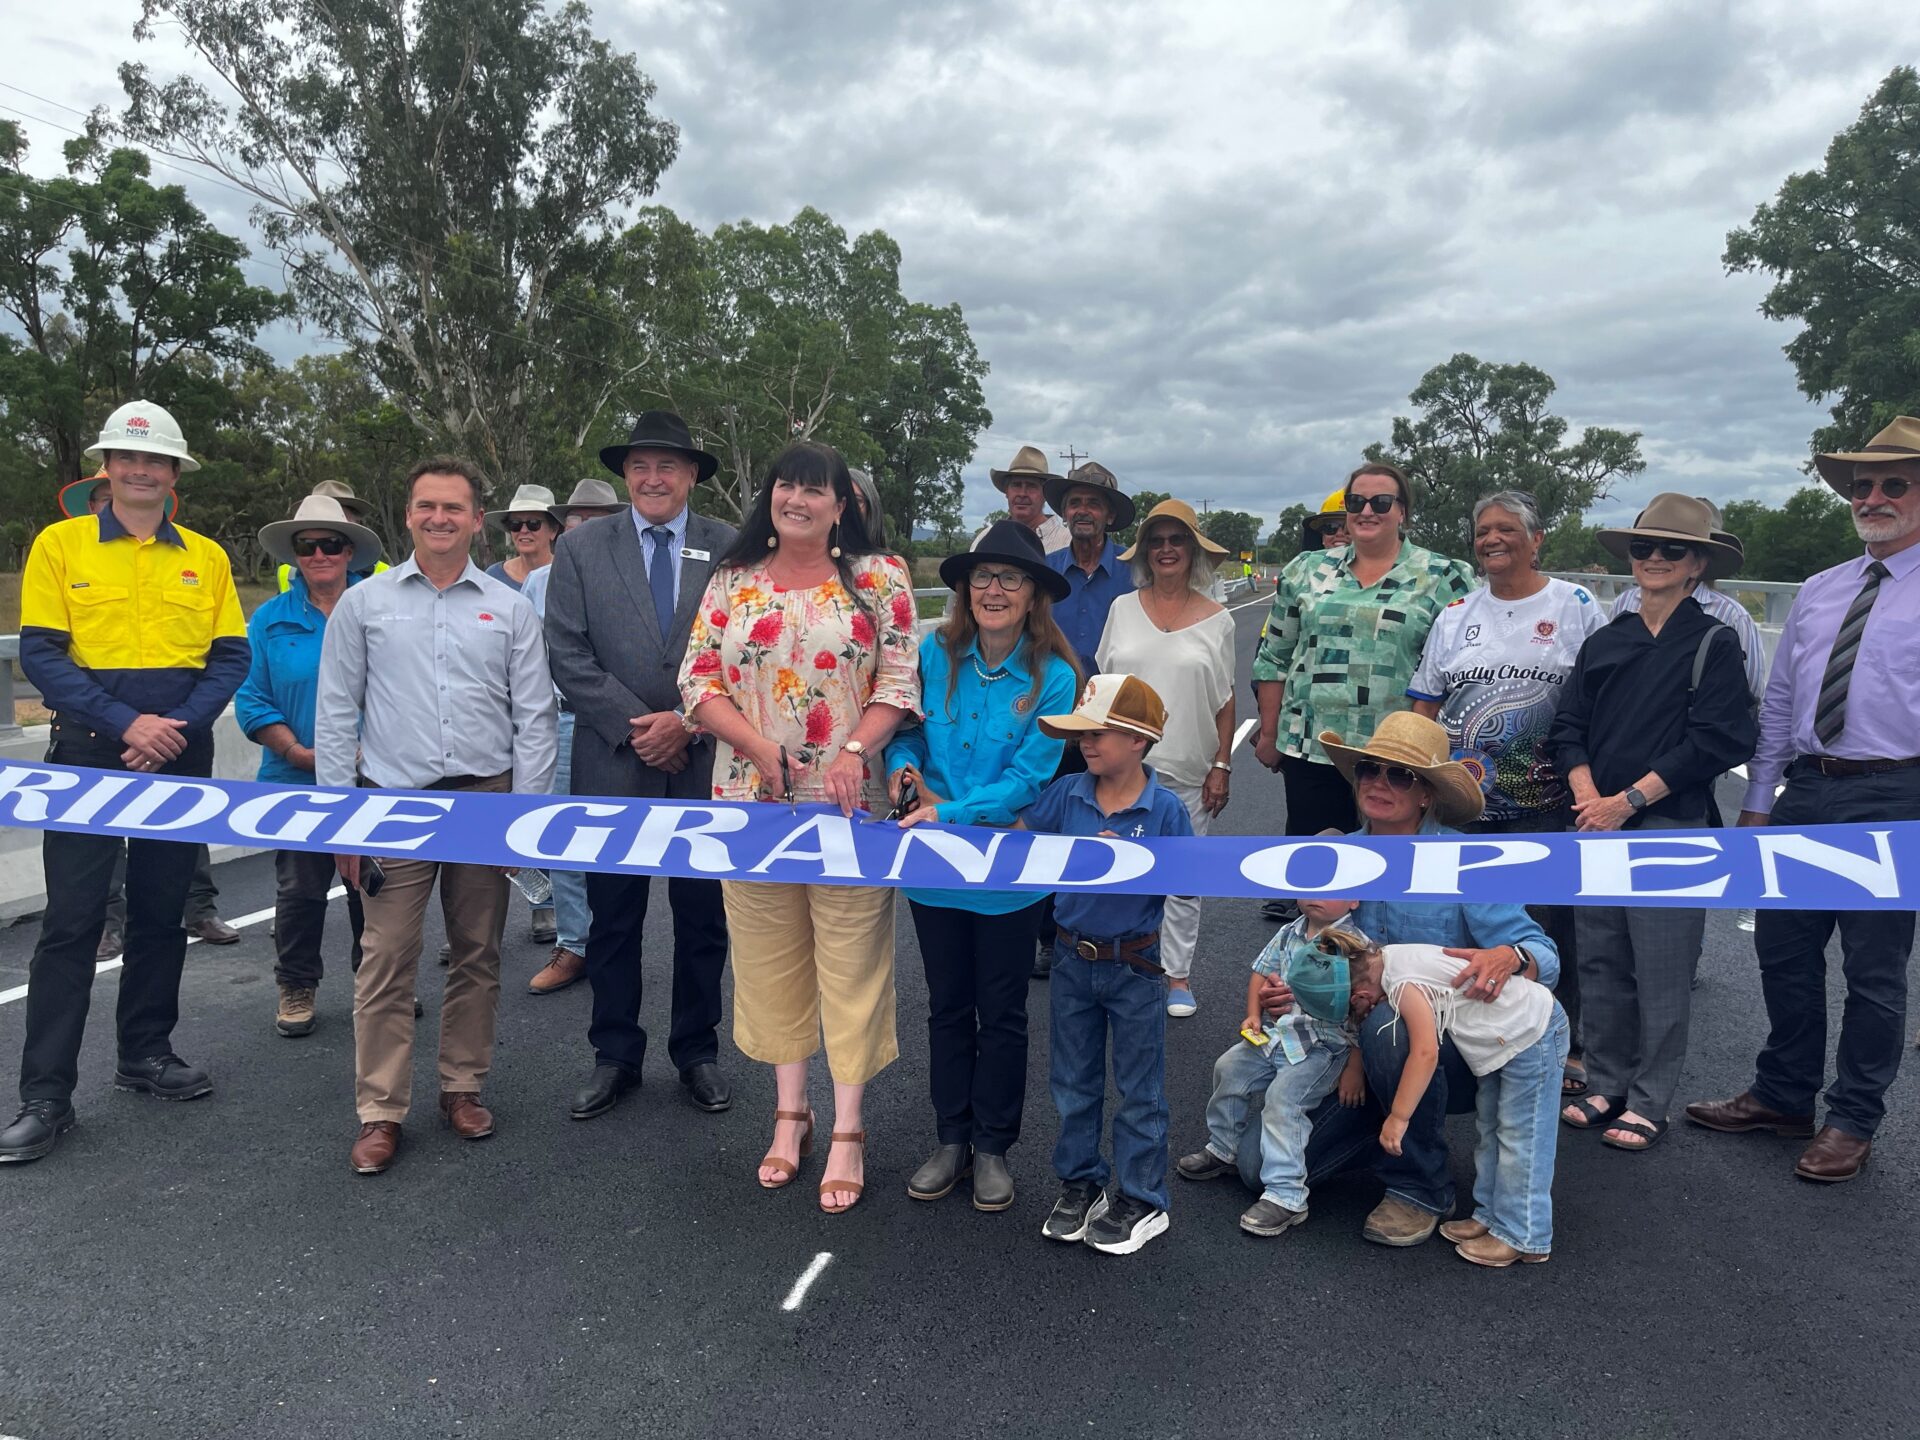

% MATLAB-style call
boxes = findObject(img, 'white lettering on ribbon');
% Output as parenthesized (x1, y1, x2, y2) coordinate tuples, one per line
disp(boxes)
(229, 791, 349, 844)
(1407, 839, 1553, 897)
(328, 794, 456, 851)
(748, 815, 863, 879)
(1755, 829, 1900, 900)
(1013, 835, 1154, 889)
(107, 779, 228, 833)
(617, 804, 750, 873)
(56, 775, 139, 825)
(1575, 835, 1728, 898)
(884, 827, 1007, 884)
(1238, 840, 1388, 894)
(505, 802, 625, 864)
(0, 765, 83, 822)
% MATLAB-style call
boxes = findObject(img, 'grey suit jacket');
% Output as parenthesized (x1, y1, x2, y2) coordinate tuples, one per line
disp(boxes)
(545, 508, 738, 800)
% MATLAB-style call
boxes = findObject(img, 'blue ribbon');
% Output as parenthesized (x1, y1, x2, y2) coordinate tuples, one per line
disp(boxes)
(2, 761, 1915, 910)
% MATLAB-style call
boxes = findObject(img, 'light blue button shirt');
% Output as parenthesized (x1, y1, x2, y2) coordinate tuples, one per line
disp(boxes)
(631, 505, 689, 607)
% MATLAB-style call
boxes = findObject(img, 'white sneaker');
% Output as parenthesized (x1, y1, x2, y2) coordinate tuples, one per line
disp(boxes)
(1166, 986, 1197, 1017)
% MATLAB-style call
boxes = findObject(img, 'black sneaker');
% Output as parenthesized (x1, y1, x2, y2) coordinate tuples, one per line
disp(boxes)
(1083, 1192, 1170, 1255)
(0, 1100, 76, 1164)
(1041, 1181, 1108, 1242)
(112, 1054, 213, 1101)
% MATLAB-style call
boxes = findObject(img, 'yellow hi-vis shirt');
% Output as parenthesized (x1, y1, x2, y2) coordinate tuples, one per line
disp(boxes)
(277, 558, 390, 592)
(18, 508, 250, 739)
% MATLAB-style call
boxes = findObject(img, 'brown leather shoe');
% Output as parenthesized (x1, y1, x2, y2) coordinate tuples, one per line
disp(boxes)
(1795, 1126, 1870, 1183)
(1683, 1091, 1815, 1137)
(440, 1091, 495, 1140)
(188, 915, 242, 945)
(529, 946, 585, 995)
(349, 1121, 401, 1174)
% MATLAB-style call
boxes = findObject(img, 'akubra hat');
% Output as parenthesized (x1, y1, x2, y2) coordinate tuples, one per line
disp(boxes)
(58, 470, 179, 524)
(309, 479, 372, 522)
(258, 494, 383, 571)
(989, 444, 1064, 493)
(485, 482, 559, 529)
(1044, 459, 1137, 531)
(1814, 416, 1920, 500)
(1317, 712, 1486, 827)
(548, 476, 624, 525)
(1118, 498, 1229, 565)
(1596, 492, 1742, 581)
(600, 410, 720, 483)
(939, 518, 1070, 602)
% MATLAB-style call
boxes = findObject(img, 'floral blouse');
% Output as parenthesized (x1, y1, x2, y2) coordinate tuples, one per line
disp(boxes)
(679, 552, 923, 804)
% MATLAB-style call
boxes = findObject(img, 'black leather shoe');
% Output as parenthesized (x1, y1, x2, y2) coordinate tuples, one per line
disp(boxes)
(570, 1063, 641, 1121)
(972, 1151, 1014, 1212)
(679, 1062, 732, 1113)
(0, 1101, 76, 1164)
(907, 1142, 972, 1201)
(113, 1054, 213, 1101)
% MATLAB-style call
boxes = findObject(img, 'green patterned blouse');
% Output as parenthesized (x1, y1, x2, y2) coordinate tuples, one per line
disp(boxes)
(1252, 541, 1475, 762)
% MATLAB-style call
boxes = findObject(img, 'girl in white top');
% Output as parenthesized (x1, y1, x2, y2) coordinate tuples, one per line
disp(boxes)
(1096, 500, 1238, 1013)
(1347, 937, 1571, 1269)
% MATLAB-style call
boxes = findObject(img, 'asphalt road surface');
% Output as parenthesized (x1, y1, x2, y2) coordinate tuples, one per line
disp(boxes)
(1, 596, 1915, 1440)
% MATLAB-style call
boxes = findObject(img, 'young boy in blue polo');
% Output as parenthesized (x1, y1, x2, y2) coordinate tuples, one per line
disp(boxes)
(1023, 673, 1193, 1255)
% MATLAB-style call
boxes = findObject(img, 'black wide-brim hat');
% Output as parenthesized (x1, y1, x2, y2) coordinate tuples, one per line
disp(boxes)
(939, 519, 1070, 602)
(599, 410, 719, 483)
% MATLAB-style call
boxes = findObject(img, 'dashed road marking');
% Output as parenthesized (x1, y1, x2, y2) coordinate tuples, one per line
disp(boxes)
(781, 1251, 833, 1312)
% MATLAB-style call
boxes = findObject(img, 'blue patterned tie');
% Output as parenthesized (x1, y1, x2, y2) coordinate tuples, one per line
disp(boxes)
(646, 526, 676, 629)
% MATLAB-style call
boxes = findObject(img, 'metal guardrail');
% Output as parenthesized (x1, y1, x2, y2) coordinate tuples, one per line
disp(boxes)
(1544, 572, 1802, 626)
(0, 634, 19, 739)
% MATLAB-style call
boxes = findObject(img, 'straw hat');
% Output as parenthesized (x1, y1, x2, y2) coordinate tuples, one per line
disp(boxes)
(989, 444, 1064, 493)
(1039, 673, 1167, 743)
(1596, 493, 1743, 581)
(485, 482, 559, 529)
(1814, 416, 1920, 499)
(1043, 460, 1136, 530)
(1118, 498, 1229, 564)
(258, 494, 383, 571)
(547, 476, 624, 524)
(1317, 712, 1485, 826)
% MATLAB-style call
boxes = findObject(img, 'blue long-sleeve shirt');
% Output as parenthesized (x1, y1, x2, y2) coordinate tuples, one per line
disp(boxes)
(885, 631, 1078, 913)
(1047, 540, 1128, 675)
(233, 573, 364, 784)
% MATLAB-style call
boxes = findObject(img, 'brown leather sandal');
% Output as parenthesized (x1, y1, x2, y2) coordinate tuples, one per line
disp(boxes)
(758, 1109, 814, 1190)
(818, 1130, 867, 1214)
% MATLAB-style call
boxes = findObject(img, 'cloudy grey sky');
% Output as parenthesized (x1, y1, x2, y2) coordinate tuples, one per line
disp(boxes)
(3, 0, 1912, 528)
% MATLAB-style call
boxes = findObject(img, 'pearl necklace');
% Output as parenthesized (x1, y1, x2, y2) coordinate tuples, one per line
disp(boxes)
(971, 654, 1009, 684)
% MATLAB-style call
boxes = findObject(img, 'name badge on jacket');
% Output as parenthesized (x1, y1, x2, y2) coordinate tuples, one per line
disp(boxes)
(681, 547, 710, 562)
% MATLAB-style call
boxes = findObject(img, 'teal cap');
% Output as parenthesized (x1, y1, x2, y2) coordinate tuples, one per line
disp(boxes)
(1283, 934, 1352, 1024)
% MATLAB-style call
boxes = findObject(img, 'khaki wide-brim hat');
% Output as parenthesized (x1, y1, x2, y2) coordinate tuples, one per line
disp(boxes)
(1039, 673, 1168, 743)
(1043, 460, 1137, 531)
(485, 482, 559, 528)
(1118, 498, 1230, 565)
(1317, 712, 1485, 827)
(1814, 416, 1920, 499)
(548, 476, 624, 524)
(309, 479, 372, 522)
(989, 444, 1065, 493)
(259, 494, 383, 571)
(1596, 492, 1743, 581)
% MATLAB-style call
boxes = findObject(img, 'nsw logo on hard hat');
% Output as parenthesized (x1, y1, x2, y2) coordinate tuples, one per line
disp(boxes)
(126, 415, 151, 433)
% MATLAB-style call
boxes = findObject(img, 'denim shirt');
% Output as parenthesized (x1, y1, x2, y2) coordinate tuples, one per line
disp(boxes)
(1349, 814, 1560, 988)
(234, 572, 364, 786)
(885, 631, 1078, 914)
(1047, 540, 1127, 675)
(1023, 764, 1194, 940)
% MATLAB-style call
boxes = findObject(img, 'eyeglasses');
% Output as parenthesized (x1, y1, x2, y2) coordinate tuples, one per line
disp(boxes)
(505, 516, 551, 533)
(291, 535, 351, 557)
(1344, 493, 1398, 515)
(1353, 760, 1420, 791)
(1144, 531, 1190, 549)
(1627, 539, 1696, 562)
(1850, 476, 1913, 501)
(969, 568, 1032, 592)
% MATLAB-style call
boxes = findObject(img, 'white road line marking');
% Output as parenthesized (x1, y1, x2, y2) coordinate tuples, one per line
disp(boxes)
(0, 885, 347, 1007)
(781, 1251, 833, 1312)
(1228, 593, 1270, 613)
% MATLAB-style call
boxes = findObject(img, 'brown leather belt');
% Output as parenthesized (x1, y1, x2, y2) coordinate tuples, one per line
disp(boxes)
(1794, 755, 1920, 778)
(1056, 927, 1164, 975)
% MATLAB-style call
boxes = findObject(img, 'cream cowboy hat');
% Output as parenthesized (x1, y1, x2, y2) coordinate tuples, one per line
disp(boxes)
(1318, 712, 1485, 827)
(258, 495, 384, 571)
(989, 444, 1065, 493)
(1814, 416, 1920, 499)
(485, 482, 559, 529)
(1596, 493, 1743, 581)
(547, 476, 624, 524)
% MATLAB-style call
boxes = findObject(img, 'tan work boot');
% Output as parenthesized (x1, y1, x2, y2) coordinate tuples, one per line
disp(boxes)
(529, 946, 586, 995)
(1362, 1196, 1438, 1247)
(275, 983, 318, 1037)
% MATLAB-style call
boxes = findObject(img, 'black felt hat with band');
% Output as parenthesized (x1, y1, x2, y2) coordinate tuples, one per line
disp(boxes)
(599, 410, 720, 483)
(939, 519, 1070, 602)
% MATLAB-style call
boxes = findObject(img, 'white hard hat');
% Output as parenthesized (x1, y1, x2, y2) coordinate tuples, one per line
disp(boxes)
(83, 400, 200, 473)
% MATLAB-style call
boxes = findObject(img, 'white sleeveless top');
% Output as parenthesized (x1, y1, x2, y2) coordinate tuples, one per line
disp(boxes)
(1380, 943, 1553, 1076)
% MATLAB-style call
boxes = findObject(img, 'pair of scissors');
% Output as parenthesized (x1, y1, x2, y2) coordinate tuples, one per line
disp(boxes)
(778, 744, 797, 814)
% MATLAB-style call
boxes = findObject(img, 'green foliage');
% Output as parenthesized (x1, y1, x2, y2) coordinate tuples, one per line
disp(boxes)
(1718, 486, 1860, 583)
(1114, 490, 1170, 549)
(1537, 513, 1611, 572)
(1365, 353, 1645, 558)
(1266, 503, 1312, 565)
(1197, 508, 1261, 558)
(1725, 66, 1920, 456)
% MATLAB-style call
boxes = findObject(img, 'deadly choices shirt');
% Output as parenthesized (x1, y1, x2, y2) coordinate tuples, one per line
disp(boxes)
(1406, 579, 1604, 821)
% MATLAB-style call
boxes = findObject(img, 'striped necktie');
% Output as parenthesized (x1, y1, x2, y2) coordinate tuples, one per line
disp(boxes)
(1812, 560, 1889, 749)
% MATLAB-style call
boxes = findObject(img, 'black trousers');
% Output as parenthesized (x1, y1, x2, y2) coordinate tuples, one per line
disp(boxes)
(272, 848, 365, 987)
(911, 898, 1044, 1153)
(583, 870, 728, 1074)
(20, 723, 215, 1104)
(104, 842, 218, 930)
(1278, 753, 1358, 836)
(1750, 764, 1920, 1139)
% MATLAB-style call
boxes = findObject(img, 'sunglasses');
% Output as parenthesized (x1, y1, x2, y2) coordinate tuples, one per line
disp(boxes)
(1627, 539, 1696, 562)
(968, 568, 1032, 592)
(505, 516, 551, 533)
(1850, 476, 1913, 501)
(1145, 531, 1190, 548)
(1343, 493, 1398, 515)
(291, 535, 351, 557)
(1353, 759, 1420, 791)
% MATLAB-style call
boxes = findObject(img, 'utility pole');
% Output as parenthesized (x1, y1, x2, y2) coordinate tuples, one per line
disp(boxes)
(1196, 498, 1215, 514)
(1058, 445, 1086, 473)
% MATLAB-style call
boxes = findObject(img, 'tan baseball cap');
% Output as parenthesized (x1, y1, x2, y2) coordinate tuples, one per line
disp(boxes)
(1038, 673, 1167, 743)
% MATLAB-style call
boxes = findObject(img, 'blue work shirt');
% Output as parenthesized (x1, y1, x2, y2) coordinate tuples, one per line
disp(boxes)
(1048, 540, 1128, 675)
(234, 572, 365, 785)
(1022, 763, 1193, 940)
(1350, 814, 1560, 988)
(885, 631, 1078, 914)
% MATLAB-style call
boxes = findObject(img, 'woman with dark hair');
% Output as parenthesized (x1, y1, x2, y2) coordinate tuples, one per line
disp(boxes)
(681, 440, 922, 1214)
(883, 520, 1081, 1212)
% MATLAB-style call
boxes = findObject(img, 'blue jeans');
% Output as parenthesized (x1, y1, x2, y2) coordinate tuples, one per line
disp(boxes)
(548, 711, 591, 953)
(1048, 939, 1170, 1211)
(1473, 1006, 1570, 1255)
(1204, 1032, 1348, 1212)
